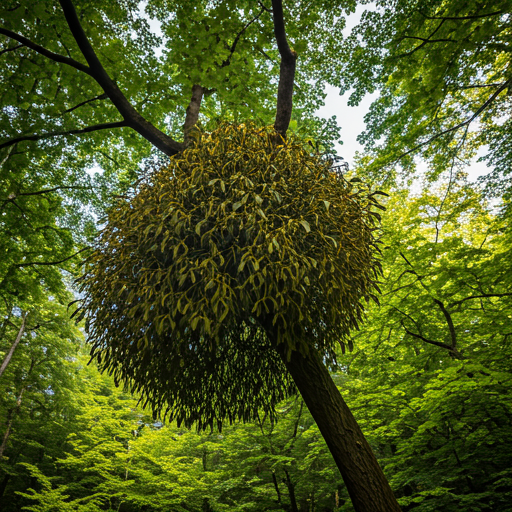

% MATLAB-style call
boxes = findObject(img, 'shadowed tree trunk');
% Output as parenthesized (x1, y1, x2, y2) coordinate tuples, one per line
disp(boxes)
(273, 340, 401, 512)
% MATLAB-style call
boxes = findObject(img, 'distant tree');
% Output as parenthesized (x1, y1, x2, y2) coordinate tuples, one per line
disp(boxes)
(342, 180, 512, 511)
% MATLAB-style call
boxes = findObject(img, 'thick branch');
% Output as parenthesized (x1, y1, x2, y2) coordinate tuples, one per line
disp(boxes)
(58, 0, 184, 156)
(0, 27, 92, 74)
(0, 121, 127, 151)
(183, 85, 204, 141)
(271, 0, 297, 139)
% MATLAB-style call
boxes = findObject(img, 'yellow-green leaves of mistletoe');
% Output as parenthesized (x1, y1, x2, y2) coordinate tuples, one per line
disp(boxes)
(77, 123, 384, 429)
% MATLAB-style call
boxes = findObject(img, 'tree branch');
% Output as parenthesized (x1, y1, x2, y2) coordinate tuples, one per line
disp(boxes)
(271, 0, 297, 139)
(433, 298, 457, 350)
(402, 36, 456, 43)
(0, 121, 128, 151)
(0, 43, 24, 56)
(394, 19, 446, 58)
(450, 83, 507, 90)
(449, 293, 512, 308)
(62, 93, 107, 114)
(393, 79, 511, 164)
(397, 254, 462, 356)
(58, 0, 185, 156)
(1, 186, 90, 203)
(419, 10, 504, 21)
(258, 1, 273, 13)
(14, 247, 89, 269)
(400, 320, 462, 358)
(0, 27, 92, 74)
(221, 8, 265, 68)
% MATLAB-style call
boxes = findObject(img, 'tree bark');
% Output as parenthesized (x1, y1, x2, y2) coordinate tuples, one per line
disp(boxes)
(0, 311, 27, 379)
(271, 0, 297, 139)
(273, 343, 402, 512)
(183, 85, 204, 142)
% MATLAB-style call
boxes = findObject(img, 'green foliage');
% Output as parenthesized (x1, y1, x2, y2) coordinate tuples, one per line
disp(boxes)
(335, 0, 511, 190)
(341, 181, 512, 511)
(13, 369, 343, 512)
(77, 123, 383, 430)
(0, 300, 85, 512)
(17, 463, 103, 512)
(3, 182, 510, 512)
(2, 2, 511, 511)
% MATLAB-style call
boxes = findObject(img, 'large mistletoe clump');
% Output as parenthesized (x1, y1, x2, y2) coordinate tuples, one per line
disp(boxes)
(78, 124, 383, 429)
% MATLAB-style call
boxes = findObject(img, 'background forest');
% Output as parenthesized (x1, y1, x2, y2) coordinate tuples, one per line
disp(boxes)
(1, 0, 511, 511)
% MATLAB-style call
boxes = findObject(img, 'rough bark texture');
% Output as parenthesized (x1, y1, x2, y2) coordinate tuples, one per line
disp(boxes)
(271, 0, 297, 139)
(183, 85, 204, 142)
(273, 343, 402, 512)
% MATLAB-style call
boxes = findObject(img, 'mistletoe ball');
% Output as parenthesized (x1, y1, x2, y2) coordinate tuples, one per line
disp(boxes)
(78, 124, 383, 429)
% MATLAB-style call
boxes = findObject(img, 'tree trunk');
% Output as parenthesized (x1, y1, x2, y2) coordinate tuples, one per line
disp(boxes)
(0, 473, 10, 500)
(0, 311, 28, 379)
(274, 343, 401, 512)
(284, 469, 299, 512)
(0, 390, 25, 460)
(0, 359, 34, 460)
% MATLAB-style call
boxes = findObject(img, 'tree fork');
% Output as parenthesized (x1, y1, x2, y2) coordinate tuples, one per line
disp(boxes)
(58, 0, 185, 156)
(272, 340, 402, 512)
